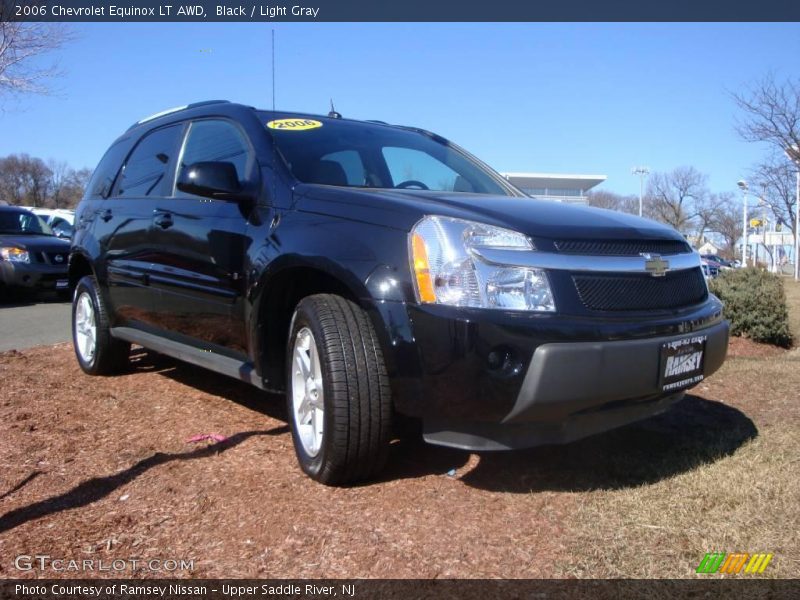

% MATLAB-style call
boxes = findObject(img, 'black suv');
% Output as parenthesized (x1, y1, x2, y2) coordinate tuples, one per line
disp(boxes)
(70, 101, 729, 484)
(1, 206, 71, 298)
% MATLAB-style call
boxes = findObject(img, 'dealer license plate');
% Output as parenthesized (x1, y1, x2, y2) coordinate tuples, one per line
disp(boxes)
(659, 335, 707, 392)
(56, 279, 69, 289)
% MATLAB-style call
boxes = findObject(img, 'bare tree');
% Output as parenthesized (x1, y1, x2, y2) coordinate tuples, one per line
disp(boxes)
(0, 154, 26, 204)
(734, 74, 800, 156)
(710, 194, 742, 258)
(63, 166, 91, 207)
(750, 152, 797, 237)
(47, 158, 70, 208)
(694, 192, 728, 245)
(0, 153, 52, 207)
(0, 22, 72, 96)
(0, 154, 90, 208)
(646, 166, 710, 235)
(586, 190, 638, 214)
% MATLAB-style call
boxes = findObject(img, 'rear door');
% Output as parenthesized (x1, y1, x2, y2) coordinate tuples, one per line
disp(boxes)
(95, 124, 185, 327)
(146, 118, 256, 355)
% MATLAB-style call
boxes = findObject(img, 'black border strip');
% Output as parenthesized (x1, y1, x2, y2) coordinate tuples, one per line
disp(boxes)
(3, 0, 800, 22)
(1, 579, 798, 600)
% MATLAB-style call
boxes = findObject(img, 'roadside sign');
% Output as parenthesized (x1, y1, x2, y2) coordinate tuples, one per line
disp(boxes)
(765, 231, 794, 246)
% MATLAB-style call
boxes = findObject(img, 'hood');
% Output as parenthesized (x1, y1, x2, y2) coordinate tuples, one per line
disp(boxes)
(0, 233, 70, 252)
(294, 185, 686, 243)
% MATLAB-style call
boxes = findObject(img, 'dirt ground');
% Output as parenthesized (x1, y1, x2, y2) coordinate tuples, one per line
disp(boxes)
(1, 288, 799, 578)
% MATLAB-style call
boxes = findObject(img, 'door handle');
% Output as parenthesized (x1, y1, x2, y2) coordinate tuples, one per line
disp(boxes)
(100, 209, 113, 222)
(153, 213, 173, 229)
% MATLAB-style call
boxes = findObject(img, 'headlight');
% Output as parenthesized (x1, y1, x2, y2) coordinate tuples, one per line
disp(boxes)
(410, 216, 555, 311)
(0, 246, 30, 263)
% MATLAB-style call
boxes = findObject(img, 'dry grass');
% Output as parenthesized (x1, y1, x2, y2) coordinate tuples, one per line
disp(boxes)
(782, 277, 800, 345)
(555, 280, 800, 578)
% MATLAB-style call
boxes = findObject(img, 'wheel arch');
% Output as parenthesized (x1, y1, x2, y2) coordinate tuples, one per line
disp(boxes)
(251, 259, 372, 392)
(68, 251, 96, 290)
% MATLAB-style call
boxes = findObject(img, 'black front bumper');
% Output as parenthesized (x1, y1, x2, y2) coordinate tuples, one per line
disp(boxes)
(0, 261, 70, 292)
(423, 320, 728, 450)
(373, 297, 729, 451)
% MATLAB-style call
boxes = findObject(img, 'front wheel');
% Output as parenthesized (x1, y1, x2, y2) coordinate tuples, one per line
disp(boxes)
(287, 294, 392, 485)
(72, 275, 130, 375)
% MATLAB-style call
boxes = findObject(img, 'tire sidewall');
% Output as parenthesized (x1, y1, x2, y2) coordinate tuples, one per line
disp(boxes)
(72, 277, 99, 373)
(286, 303, 333, 480)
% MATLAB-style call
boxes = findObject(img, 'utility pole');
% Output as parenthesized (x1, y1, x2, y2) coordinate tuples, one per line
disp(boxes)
(738, 180, 748, 267)
(785, 145, 800, 281)
(632, 167, 650, 217)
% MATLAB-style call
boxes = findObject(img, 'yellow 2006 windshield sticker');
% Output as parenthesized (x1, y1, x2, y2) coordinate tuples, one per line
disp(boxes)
(267, 118, 323, 131)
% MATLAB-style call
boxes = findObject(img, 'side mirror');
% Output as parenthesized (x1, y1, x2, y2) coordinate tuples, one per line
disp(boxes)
(53, 224, 73, 240)
(177, 161, 253, 203)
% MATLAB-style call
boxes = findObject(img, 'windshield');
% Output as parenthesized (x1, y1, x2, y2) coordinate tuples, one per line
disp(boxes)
(261, 114, 518, 196)
(0, 210, 55, 235)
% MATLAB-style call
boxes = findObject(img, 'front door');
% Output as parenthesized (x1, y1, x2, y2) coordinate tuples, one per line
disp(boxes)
(146, 119, 256, 356)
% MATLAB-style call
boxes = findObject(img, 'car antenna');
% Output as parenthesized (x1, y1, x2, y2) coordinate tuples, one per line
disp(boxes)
(271, 29, 276, 112)
(328, 99, 342, 119)
(271, 29, 278, 209)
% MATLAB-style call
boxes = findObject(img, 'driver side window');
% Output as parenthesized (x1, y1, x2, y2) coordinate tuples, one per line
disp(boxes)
(176, 120, 253, 197)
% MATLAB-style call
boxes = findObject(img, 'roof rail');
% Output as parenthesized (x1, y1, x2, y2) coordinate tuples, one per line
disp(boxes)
(130, 100, 232, 129)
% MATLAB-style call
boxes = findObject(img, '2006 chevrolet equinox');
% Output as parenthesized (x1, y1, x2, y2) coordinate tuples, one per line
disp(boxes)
(69, 100, 729, 484)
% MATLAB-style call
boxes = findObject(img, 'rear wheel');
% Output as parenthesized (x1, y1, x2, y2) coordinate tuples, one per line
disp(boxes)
(287, 294, 392, 485)
(72, 275, 130, 375)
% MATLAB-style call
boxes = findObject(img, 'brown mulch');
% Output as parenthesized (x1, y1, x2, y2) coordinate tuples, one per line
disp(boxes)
(0, 344, 568, 579)
(0, 335, 791, 579)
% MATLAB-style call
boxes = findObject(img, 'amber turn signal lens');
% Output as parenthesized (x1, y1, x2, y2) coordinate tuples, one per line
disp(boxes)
(411, 233, 436, 303)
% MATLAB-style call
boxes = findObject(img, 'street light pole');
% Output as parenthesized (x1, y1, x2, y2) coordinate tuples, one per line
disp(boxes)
(795, 169, 799, 281)
(632, 167, 649, 217)
(738, 180, 748, 268)
(785, 145, 800, 281)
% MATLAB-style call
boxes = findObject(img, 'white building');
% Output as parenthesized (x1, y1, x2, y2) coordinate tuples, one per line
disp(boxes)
(501, 172, 607, 204)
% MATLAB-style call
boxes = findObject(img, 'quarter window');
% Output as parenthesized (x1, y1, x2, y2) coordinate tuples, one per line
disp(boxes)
(116, 125, 183, 197)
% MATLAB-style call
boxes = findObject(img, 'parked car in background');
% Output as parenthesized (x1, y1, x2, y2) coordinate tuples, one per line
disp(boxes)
(29, 208, 75, 240)
(700, 257, 720, 279)
(701, 254, 734, 269)
(0, 206, 71, 299)
(69, 101, 729, 484)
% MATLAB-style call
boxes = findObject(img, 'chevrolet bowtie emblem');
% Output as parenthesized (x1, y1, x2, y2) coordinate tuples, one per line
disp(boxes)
(641, 253, 669, 277)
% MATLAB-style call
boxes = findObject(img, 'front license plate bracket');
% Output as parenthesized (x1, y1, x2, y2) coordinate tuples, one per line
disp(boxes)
(659, 335, 707, 392)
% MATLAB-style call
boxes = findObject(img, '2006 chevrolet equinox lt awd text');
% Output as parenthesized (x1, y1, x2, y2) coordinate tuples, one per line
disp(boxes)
(69, 100, 729, 484)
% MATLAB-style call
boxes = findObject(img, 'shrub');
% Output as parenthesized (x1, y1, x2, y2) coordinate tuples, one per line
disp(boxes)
(709, 268, 792, 347)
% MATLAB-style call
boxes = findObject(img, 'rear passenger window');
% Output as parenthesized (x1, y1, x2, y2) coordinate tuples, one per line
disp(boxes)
(85, 140, 130, 199)
(177, 120, 253, 190)
(116, 125, 183, 197)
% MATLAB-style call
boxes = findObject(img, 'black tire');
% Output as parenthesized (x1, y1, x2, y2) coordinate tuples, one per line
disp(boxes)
(72, 275, 131, 375)
(286, 294, 392, 485)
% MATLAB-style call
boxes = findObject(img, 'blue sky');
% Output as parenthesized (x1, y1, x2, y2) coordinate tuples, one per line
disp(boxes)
(1, 22, 798, 195)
